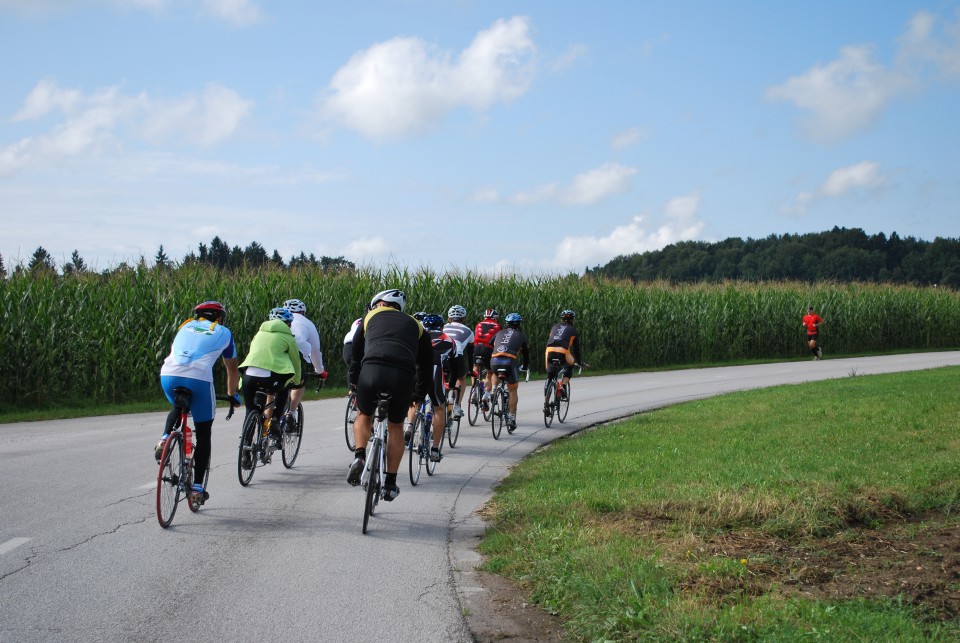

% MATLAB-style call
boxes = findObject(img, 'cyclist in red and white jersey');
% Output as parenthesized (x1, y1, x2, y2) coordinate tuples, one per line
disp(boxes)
(442, 304, 474, 419)
(473, 308, 502, 407)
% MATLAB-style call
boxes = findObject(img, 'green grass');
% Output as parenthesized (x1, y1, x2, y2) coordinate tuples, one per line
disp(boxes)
(478, 366, 960, 641)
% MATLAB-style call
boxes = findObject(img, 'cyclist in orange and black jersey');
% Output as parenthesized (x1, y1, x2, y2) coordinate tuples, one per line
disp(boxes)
(545, 309, 582, 395)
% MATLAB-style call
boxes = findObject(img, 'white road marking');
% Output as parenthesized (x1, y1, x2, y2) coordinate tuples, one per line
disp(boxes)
(0, 537, 31, 555)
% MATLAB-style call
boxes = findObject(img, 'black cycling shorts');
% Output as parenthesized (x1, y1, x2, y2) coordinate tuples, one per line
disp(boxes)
(355, 363, 415, 424)
(473, 344, 493, 371)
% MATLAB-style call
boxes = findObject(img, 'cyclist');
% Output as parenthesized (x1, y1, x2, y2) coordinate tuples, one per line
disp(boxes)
(802, 305, 824, 359)
(239, 307, 303, 451)
(283, 298, 328, 413)
(442, 304, 474, 419)
(157, 301, 241, 501)
(544, 309, 583, 401)
(473, 308, 502, 408)
(342, 303, 372, 366)
(489, 312, 530, 432)
(407, 313, 464, 461)
(347, 289, 433, 501)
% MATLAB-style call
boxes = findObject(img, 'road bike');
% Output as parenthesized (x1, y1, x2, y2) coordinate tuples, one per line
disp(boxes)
(344, 390, 358, 452)
(489, 367, 511, 440)
(237, 382, 303, 486)
(407, 398, 437, 486)
(156, 389, 235, 528)
(466, 361, 490, 426)
(445, 385, 461, 448)
(543, 360, 583, 427)
(360, 393, 391, 534)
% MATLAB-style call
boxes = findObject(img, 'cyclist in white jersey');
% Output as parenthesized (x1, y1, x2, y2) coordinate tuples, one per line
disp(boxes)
(283, 298, 327, 410)
(442, 304, 474, 418)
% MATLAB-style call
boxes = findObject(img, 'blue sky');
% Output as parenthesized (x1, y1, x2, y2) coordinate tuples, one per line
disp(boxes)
(1, 1, 958, 274)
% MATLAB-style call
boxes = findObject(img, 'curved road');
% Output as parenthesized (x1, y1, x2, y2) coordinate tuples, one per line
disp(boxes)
(2, 352, 958, 642)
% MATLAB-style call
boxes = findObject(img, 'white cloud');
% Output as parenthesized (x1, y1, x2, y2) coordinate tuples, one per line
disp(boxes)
(1, 80, 252, 175)
(611, 126, 648, 150)
(551, 43, 588, 72)
(505, 162, 637, 206)
(549, 191, 705, 269)
(201, 0, 261, 27)
(767, 9, 960, 142)
(785, 161, 886, 214)
(343, 236, 389, 262)
(322, 16, 536, 140)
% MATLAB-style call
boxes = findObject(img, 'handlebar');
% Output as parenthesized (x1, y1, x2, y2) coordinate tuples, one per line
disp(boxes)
(304, 370, 327, 392)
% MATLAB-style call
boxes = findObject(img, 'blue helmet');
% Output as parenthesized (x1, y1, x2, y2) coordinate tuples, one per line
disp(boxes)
(504, 312, 522, 327)
(269, 307, 294, 324)
(422, 313, 444, 330)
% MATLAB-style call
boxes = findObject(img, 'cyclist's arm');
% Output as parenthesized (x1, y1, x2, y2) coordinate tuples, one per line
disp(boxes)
(223, 357, 240, 397)
(347, 326, 365, 389)
(287, 337, 303, 385)
(308, 323, 325, 373)
(520, 342, 530, 370)
(414, 331, 433, 399)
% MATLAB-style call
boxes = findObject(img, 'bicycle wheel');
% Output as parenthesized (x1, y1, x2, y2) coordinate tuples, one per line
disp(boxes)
(425, 416, 438, 476)
(281, 404, 304, 468)
(543, 378, 556, 427)
(344, 392, 357, 452)
(362, 438, 382, 534)
(558, 382, 570, 422)
(467, 382, 480, 426)
(490, 387, 503, 440)
(156, 432, 184, 528)
(408, 413, 424, 486)
(238, 412, 260, 486)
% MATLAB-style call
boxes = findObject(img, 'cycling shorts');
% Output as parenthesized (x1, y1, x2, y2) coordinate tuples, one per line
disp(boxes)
(545, 349, 575, 379)
(356, 363, 415, 424)
(161, 375, 217, 423)
(473, 344, 493, 371)
(489, 356, 519, 386)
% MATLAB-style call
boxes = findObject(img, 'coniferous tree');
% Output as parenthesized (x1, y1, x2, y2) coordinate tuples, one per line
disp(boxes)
(28, 246, 56, 274)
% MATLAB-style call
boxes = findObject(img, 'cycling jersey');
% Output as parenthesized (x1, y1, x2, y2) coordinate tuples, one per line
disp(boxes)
(473, 319, 501, 348)
(544, 322, 581, 366)
(290, 313, 324, 372)
(240, 319, 302, 386)
(491, 327, 530, 366)
(348, 306, 432, 388)
(160, 319, 237, 383)
(443, 321, 473, 379)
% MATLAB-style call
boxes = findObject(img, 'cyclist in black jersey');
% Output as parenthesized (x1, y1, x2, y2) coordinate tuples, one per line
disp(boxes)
(347, 289, 433, 501)
(489, 313, 530, 431)
(544, 309, 583, 398)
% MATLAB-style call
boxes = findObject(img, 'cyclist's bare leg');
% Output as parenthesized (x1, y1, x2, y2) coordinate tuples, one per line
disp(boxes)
(386, 421, 405, 473)
(431, 409, 445, 449)
(508, 384, 519, 415)
(288, 386, 305, 410)
(353, 412, 374, 452)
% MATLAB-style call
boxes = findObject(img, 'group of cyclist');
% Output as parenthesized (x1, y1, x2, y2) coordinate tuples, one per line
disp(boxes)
(156, 298, 328, 504)
(156, 289, 582, 508)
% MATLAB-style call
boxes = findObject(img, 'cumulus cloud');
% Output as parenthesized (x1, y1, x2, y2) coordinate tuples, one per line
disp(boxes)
(343, 236, 389, 262)
(767, 9, 960, 142)
(785, 161, 886, 214)
(1, 79, 252, 175)
(322, 16, 536, 140)
(505, 162, 637, 206)
(549, 191, 705, 269)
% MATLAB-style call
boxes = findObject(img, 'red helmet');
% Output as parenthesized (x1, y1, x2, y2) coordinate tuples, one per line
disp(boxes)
(194, 300, 226, 322)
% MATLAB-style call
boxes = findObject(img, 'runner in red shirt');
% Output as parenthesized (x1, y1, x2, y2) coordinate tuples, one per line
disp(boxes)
(802, 305, 824, 360)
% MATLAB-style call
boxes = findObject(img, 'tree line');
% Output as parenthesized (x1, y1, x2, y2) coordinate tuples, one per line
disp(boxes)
(0, 236, 355, 277)
(586, 227, 960, 288)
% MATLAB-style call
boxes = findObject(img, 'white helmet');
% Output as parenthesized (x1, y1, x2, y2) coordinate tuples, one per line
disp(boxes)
(283, 298, 306, 314)
(370, 288, 406, 312)
(447, 304, 467, 320)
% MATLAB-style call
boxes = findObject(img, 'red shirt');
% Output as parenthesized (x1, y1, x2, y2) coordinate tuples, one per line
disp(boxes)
(802, 313, 823, 335)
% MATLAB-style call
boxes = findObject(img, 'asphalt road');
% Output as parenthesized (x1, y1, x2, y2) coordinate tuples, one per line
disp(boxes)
(2, 352, 959, 642)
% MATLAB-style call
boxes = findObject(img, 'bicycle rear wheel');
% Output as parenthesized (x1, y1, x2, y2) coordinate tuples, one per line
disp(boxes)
(156, 433, 184, 528)
(543, 378, 556, 428)
(362, 438, 382, 534)
(467, 382, 480, 426)
(238, 412, 260, 486)
(558, 382, 570, 423)
(490, 387, 504, 440)
(448, 415, 460, 448)
(408, 413, 424, 486)
(282, 404, 304, 468)
(344, 392, 358, 452)
(425, 417, 438, 476)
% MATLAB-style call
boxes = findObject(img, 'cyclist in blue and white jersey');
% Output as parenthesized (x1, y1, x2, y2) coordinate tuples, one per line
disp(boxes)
(442, 304, 474, 419)
(157, 301, 241, 500)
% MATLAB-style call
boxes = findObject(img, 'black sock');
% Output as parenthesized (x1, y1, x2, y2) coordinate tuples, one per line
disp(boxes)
(385, 472, 397, 487)
(355, 447, 366, 460)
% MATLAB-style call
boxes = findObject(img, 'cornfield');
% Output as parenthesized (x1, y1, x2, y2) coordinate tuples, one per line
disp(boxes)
(1, 265, 958, 407)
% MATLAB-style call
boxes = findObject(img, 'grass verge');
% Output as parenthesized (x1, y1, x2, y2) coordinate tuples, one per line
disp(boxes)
(478, 366, 960, 641)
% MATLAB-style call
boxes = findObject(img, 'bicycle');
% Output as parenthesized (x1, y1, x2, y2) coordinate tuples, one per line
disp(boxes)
(407, 398, 437, 486)
(360, 392, 391, 534)
(445, 385, 461, 448)
(489, 367, 511, 439)
(156, 389, 235, 528)
(344, 390, 358, 452)
(466, 360, 490, 426)
(237, 382, 301, 486)
(543, 360, 583, 427)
